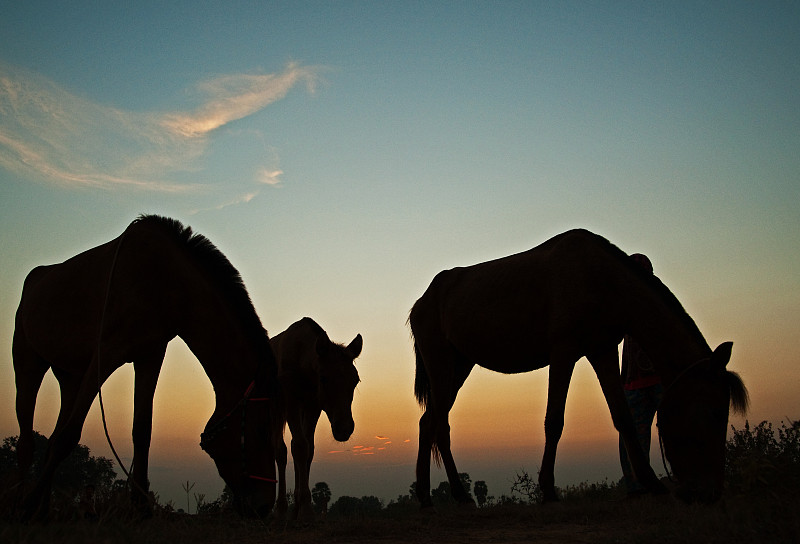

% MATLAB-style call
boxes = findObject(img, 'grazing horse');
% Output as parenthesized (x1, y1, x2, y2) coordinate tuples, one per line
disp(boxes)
(13, 215, 278, 519)
(410, 229, 748, 507)
(272, 317, 362, 521)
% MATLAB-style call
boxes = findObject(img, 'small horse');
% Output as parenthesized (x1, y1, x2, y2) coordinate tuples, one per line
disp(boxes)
(13, 215, 278, 519)
(271, 317, 362, 521)
(409, 229, 748, 507)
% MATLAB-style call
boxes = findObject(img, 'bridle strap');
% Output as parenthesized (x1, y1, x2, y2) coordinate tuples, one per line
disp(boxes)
(239, 381, 277, 484)
(655, 355, 711, 483)
(201, 380, 277, 484)
(663, 356, 710, 396)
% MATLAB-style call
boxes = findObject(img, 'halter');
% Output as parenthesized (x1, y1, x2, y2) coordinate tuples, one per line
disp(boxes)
(200, 380, 277, 484)
(654, 355, 712, 482)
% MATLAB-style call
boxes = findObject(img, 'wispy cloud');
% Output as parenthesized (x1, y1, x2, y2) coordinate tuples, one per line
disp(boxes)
(161, 62, 318, 138)
(0, 60, 319, 196)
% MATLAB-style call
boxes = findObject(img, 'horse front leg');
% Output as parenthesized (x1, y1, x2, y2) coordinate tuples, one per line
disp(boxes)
(275, 433, 288, 518)
(287, 410, 315, 522)
(588, 349, 667, 496)
(539, 357, 577, 502)
(131, 348, 165, 515)
(19, 365, 84, 521)
(295, 412, 319, 522)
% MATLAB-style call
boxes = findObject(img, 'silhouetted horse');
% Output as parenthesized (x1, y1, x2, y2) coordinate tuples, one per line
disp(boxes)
(13, 215, 278, 519)
(410, 229, 748, 507)
(272, 317, 362, 521)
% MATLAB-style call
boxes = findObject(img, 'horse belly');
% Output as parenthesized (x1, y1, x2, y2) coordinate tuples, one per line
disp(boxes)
(444, 317, 550, 374)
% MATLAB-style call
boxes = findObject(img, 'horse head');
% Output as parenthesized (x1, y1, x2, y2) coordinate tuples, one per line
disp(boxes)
(315, 333, 363, 442)
(657, 342, 749, 503)
(200, 381, 276, 517)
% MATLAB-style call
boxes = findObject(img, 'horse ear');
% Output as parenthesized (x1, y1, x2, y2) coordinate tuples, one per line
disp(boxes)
(347, 334, 363, 359)
(712, 342, 733, 370)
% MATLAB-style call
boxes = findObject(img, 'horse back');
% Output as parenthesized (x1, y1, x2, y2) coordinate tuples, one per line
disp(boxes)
(15, 237, 124, 372)
(14, 222, 183, 373)
(411, 229, 631, 370)
(271, 318, 320, 390)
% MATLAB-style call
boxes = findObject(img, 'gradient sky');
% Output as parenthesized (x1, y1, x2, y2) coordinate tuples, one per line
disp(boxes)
(1, 2, 798, 508)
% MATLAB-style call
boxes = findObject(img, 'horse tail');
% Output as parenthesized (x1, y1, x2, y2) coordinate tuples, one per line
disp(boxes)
(409, 305, 444, 466)
(413, 341, 431, 409)
(412, 338, 444, 467)
(409, 305, 431, 409)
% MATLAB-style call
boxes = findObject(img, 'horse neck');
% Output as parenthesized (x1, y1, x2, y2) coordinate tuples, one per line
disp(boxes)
(624, 283, 711, 386)
(277, 333, 319, 384)
(174, 276, 261, 408)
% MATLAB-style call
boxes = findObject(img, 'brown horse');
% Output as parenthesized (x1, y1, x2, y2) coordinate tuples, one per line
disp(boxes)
(271, 317, 362, 521)
(13, 215, 278, 519)
(409, 229, 748, 507)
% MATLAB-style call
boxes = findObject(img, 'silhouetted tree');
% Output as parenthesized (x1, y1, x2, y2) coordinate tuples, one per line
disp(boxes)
(311, 481, 331, 514)
(1, 431, 116, 503)
(431, 480, 452, 505)
(474, 480, 488, 507)
(431, 472, 473, 505)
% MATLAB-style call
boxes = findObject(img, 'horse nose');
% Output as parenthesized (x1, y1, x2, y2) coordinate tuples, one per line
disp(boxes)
(332, 419, 354, 442)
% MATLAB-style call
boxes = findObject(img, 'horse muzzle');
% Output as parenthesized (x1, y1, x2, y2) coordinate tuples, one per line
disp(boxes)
(331, 419, 355, 442)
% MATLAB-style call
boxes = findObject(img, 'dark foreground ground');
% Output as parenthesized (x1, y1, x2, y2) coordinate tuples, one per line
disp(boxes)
(2, 490, 798, 544)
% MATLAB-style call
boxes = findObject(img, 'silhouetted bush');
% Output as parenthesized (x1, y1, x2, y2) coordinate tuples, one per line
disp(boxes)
(725, 419, 800, 497)
(327, 495, 384, 518)
(1, 431, 117, 519)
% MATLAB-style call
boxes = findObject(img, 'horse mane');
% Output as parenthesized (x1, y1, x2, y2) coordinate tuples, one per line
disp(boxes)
(588, 231, 710, 353)
(590, 232, 751, 412)
(129, 215, 273, 359)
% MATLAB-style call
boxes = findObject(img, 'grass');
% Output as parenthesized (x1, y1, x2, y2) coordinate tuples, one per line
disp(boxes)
(2, 484, 797, 544)
(2, 419, 798, 543)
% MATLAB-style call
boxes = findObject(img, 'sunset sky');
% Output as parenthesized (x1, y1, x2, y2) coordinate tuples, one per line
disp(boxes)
(1, 2, 798, 508)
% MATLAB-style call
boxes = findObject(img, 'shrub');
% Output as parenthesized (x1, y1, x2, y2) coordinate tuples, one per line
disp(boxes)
(725, 419, 800, 497)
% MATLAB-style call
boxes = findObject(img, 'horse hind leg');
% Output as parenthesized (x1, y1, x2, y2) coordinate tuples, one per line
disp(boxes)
(416, 345, 474, 508)
(12, 337, 49, 515)
(26, 355, 117, 520)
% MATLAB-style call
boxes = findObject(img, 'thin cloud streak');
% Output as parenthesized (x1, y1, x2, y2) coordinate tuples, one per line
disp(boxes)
(161, 62, 319, 138)
(0, 60, 319, 193)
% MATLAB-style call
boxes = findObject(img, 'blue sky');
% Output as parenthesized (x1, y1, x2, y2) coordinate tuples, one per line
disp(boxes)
(1, 2, 799, 507)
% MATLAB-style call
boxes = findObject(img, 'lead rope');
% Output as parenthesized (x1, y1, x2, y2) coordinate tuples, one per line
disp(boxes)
(95, 229, 139, 490)
(654, 357, 711, 484)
